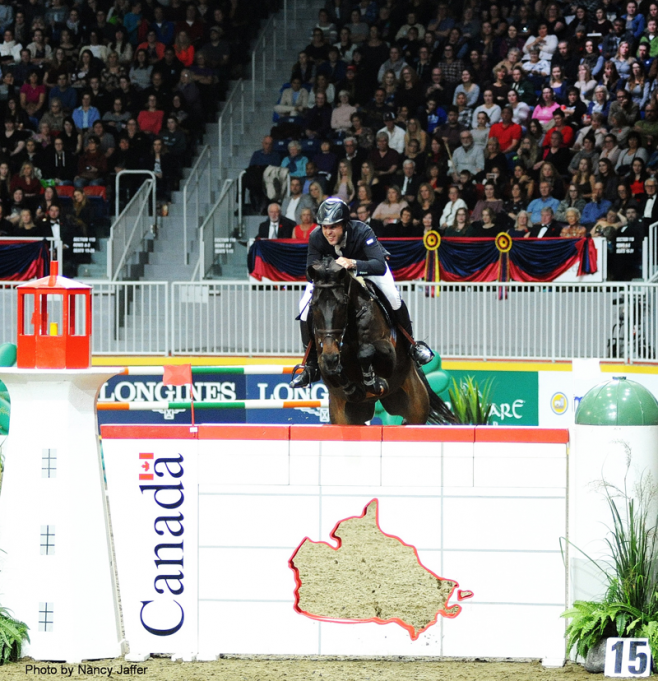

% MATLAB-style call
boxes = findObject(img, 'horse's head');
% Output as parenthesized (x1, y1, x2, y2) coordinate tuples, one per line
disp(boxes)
(308, 257, 351, 376)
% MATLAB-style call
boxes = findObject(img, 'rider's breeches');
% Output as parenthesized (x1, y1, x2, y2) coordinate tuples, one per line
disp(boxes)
(298, 265, 402, 321)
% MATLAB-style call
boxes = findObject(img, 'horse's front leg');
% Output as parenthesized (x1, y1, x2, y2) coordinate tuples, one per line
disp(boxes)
(355, 303, 388, 397)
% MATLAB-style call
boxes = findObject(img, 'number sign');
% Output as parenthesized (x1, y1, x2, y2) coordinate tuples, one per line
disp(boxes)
(604, 638, 652, 677)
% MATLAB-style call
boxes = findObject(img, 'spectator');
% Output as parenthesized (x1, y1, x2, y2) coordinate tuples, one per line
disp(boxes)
(84, 121, 116, 159)
(528, 181, 560, 223)
(42, 137, 76, 186)
(542, 109, 574, 148)
(522, 22, 558, 62)
(48, 74, 77, 113)
(581, 182, 613, 227)
(445, 206, 474, 236)
(560, 208, 587, 237)
(130, 49, 154, 91)
(19, 70, 46, 125)
(101, 52, 127, 93)
(471, 181, 503, 222)
(14, 207, 47, 237)
(87, 76, 113, 116)
(110, 28, 134, 67)
(333, 159, 355, 203)
(73, 93, 100, 132)
(450, 130, 485, 181)
(294, 207, 317, 242)
(368, 132, 400, 179)
(74, 135, 107, 188)
(304, 91, 331, 140)
(40, 99, 65, 136)
(440, 185, 467, 230)
(0, 29, 22, 66)
(257, 203, 295, 239)
(137, 94, 164, 136)
(330, 90, 356, 135)
(138, 30, 166, 66)
(641, 178, 658, 223)
(532, 88, 561, 130)
(490, 106, 522, 156)
(529, 207, 562, 237)
(281, 177, 315, 224)
(596, 158, 619, 201)
(472, 206, 506, 237)
(153, 48, 184, 90)
(308, 180, 328, 212)
(372, 185, 408, 230)
(472, 89, 501, 128)
(60, 117, 83, 155)
(160, 116, 187, 162)
(281, 141, 308, 178)
(146, 138, 175, 201)
(103, 98, 132, 134)
(67, 189, 95, 238)
(377, 111, 405, 154)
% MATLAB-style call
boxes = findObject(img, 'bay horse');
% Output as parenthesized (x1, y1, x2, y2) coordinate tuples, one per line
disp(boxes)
(307, 258, 455, 426)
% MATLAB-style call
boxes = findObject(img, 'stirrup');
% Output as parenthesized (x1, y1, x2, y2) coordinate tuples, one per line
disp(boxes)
(289, 363, 320, 389)
(409, 341, 434, 366)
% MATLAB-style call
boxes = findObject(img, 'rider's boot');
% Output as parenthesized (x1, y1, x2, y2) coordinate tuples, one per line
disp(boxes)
(395, 300, 435, 365)
(290, 321, 321, 389)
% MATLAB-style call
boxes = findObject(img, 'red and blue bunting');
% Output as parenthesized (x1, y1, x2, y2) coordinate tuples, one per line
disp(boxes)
(248, 237, 598, 283)
(0, 240, 50, 281)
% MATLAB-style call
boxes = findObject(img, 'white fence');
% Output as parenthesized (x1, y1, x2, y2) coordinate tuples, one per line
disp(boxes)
(0, 279, 656, 362)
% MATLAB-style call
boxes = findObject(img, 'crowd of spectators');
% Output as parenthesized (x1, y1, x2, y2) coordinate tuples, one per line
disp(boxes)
(0, 0, 273, 275)
(246, 0, 658, 280)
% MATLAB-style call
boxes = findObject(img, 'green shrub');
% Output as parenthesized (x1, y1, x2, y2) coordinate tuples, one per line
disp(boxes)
(448, 376, 494, 425)
(0, 606, 29, 664)
(562, 468, 658, 660)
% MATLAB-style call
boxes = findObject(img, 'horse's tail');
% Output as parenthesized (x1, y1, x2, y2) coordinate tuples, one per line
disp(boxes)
(418, 369, 457, 425)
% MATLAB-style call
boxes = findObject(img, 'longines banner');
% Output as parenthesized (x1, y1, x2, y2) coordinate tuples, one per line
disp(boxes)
(96, 366, 658, 429)
(103, 436, 199, 655)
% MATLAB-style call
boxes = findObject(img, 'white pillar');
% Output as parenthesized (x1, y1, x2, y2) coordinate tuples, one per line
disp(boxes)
(0, 369, 122, 662)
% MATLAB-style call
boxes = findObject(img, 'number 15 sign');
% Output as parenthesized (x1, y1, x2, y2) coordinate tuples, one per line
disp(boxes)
(605, 638, 652, 677)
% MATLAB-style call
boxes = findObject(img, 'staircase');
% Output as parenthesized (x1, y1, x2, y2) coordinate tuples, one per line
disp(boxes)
(139, 0, 321, 282)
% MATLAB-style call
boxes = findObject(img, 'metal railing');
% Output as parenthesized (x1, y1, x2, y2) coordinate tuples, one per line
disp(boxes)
(108, 177, 156, 281)
(2, 278, 652, 363)
(647, 222, 658, 281)
(193, 173, 244, 280)
(169, 280, 657, 363)
(182, 145, 212, 265)
(0, 280, 169, 355)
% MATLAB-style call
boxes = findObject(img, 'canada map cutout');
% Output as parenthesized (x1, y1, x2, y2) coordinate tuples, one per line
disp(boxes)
(289, 499, 473, 639)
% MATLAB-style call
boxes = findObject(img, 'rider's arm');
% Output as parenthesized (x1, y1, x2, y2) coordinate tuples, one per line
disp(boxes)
(353, 228, 387, 276)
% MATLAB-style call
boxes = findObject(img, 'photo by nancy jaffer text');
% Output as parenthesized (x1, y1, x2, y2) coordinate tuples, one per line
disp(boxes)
(24, 665, 147, 677)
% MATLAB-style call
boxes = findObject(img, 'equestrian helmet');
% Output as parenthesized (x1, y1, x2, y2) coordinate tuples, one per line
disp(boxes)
(316, 197, 350, 225)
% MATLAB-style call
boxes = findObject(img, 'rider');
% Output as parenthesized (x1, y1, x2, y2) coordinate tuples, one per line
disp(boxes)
(290, 197, 434, 389)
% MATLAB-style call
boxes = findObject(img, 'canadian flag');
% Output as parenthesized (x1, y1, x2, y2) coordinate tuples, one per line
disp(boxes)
(139, 452, 154, 481)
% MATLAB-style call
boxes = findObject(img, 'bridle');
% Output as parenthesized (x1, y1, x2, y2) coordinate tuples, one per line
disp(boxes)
(313, 274, 353, 350)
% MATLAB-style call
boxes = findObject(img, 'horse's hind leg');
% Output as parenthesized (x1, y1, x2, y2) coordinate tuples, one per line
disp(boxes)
(380, 370, 430, 425)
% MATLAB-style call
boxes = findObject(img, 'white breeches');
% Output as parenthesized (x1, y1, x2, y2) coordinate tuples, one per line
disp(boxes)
(298, 265, 402, 321)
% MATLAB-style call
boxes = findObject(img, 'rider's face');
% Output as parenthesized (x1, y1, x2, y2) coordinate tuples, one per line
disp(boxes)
(322, 223, 345, 246)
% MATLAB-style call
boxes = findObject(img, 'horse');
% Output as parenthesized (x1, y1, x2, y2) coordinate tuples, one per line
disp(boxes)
(307, 257, 455, 426)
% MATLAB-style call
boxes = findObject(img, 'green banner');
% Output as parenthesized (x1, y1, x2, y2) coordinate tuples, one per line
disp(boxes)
(440, 370, 539, 426)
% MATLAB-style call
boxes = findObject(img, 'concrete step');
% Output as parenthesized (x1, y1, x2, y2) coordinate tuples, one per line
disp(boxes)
(143, 263, 197, 280)
(77, 263, 108, 279)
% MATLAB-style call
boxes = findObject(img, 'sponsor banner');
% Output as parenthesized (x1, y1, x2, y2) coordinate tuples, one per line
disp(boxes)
(103, 438, 198, 655)
(439, 369, 539, 426)
(97, 373, 330, 425)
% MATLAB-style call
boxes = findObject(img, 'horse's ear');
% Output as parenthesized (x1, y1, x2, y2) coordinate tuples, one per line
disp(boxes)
(307, 260, 323, 281)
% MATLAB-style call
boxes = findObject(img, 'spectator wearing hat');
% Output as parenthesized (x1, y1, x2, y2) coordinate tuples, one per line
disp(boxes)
(377, 111, 405, 153)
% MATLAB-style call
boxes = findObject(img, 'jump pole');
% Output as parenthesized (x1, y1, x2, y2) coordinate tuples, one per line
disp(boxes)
(98, 399, 329, 411)
(119, 366, 297, 375)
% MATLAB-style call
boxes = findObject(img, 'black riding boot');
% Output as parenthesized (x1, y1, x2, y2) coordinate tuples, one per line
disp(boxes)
(395, 301, 434, 365)
(290, 320, 321, 389)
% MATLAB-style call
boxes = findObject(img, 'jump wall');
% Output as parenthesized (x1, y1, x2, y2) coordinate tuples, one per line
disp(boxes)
(100, 424, 570, 662)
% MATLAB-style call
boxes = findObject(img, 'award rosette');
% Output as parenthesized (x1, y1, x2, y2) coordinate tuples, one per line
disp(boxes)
(423, 230, 441, 284)
(495, 232, 512, 282)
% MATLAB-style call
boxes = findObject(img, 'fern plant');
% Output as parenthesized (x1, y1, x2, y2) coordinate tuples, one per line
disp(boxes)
(562, 468, 658, 661)
(448, 376, 494, 425)
(0, 606, 29, 664)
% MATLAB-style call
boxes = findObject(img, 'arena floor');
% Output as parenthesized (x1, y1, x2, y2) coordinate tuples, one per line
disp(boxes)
(5, 658, 591, 680)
